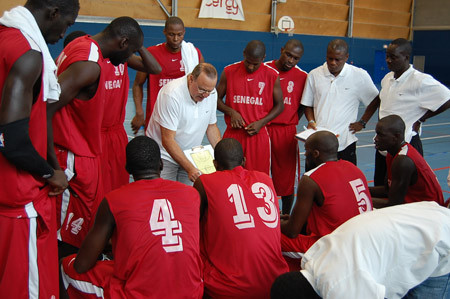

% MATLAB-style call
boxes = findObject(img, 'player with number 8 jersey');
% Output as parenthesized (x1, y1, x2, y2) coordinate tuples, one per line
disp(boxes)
(194, 138, 288, 298)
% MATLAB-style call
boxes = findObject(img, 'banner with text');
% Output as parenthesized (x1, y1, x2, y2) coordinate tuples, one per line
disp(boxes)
(199, 0, 245, 21)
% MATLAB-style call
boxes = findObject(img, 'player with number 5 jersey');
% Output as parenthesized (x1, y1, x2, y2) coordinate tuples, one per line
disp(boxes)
(194, 138, 288, 299)
(61, 136, 203, 298)
(281, 131, 373, 259)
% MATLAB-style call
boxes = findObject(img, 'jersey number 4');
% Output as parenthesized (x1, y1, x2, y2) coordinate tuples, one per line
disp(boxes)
(228, 182, 278, 229)
(149, 199, 183, 252)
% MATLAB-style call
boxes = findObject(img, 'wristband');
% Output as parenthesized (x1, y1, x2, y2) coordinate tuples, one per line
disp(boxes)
(358, 119, 367, 128)
(42, 169, 55, 179)
(0, 118, 54, 178)
(308, 120, 316, 124)
(418, 118, 425, 124)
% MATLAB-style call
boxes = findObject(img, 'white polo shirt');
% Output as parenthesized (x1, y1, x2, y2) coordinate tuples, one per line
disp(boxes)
(379, 65, 450, 142)
(146, 75, 217, 164)
(301, 63, 379, 151)
(301, 202, 450, 299)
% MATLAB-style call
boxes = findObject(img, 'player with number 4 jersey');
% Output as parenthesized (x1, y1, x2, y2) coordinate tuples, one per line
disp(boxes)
(194, 138, 288, 299)
(61, 136, 203, 298)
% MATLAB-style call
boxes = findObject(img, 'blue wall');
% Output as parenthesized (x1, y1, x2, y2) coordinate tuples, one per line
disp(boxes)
(49, 22, 392, 85)
(413, 30, 450, 86)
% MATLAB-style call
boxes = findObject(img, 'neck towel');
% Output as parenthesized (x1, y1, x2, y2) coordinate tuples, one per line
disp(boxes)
(181, 40, 199, 75)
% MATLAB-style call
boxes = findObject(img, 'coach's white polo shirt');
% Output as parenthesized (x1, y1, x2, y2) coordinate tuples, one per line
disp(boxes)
(147, 75, 217, 164)
(379, 65, 450, 142)
(301, 63, 379, 151)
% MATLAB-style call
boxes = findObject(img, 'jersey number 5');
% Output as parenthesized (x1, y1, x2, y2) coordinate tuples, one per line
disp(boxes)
(149, 199, 183, 252)
(349, 178, 372, 213)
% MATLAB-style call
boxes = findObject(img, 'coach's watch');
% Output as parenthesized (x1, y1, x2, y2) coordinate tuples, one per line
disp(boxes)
(358, 119, 367, 128)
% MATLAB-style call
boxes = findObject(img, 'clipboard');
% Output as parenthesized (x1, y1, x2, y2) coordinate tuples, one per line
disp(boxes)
(183, 144, 216, 174)
(295, 127, 337, 142)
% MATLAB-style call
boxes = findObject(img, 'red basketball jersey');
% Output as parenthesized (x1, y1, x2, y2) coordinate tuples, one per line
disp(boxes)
(106, 178, 203, 298)
(224, 61, 279, 128)
(102, 61, 128, 128)
(387, 143, 444, 206)
(200, 166, 288, 298)
(266, 61, 307, 125)
(306, 160, 373, 237)
(53, 36, 108, 157)
(0, 26, 48, 211)
(145, 43, 202, 127)
(100, 61, 129, 193)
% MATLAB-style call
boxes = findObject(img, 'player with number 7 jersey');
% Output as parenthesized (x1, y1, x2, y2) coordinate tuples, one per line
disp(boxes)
(194, 138, 288, 299)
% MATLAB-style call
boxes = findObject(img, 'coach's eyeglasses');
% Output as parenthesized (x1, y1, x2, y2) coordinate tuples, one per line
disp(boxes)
(197, 87, 216, 96)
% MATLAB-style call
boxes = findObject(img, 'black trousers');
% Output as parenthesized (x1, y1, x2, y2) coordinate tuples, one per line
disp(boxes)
(337, 142, 357, 166)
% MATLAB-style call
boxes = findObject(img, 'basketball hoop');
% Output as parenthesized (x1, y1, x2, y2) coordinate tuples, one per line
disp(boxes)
(277, 16, 295, 34)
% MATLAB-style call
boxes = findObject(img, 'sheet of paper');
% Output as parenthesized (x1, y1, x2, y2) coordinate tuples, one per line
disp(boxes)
(183, 144, 216, 174)
(295, 127, 337, 141)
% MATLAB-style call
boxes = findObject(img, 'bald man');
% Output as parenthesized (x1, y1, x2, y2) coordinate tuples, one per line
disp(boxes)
(217, 40, 284, 175)
(302, 39, 379, 166)
(369, 115, 444, 207)
(281, 131, 372, 259)
(194, 138, 288, 298)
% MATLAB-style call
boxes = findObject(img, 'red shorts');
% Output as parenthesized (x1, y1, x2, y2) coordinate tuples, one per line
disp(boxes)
(223, 126, 271, 175)
(268, 124, 299, 196)
(281, 233, 320, 258)
(61, 254, 113, 299)
(55, 147, 103, 248)
(100, 125, 129, 195)
(0, 191, 58, 298)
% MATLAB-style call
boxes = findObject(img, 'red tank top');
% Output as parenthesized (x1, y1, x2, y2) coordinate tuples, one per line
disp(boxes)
(306, 160, 373, 237)
(200, 166, 288, 298)
(266, 61, 307, 125)
(224, 61, 279, 128)
(0, 26, 48, 212)
(145, 43, 202, 128)
(102, 61, 128, 129)
(387, 143, 444, 206)
(106, 178, 203, 298)
(53, 36, 108, 157)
